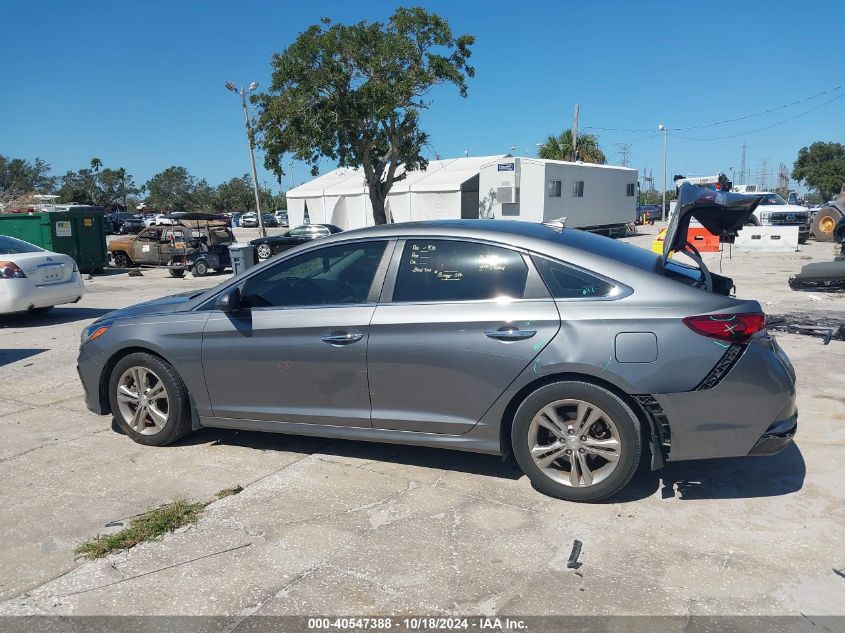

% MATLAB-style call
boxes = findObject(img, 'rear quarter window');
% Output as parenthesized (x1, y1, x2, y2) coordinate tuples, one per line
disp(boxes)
(532, 255, 616, 298)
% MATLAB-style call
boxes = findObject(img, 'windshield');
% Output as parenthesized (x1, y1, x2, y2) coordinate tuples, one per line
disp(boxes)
(758, 194, 786, 205)
(0, 235, 43, 254)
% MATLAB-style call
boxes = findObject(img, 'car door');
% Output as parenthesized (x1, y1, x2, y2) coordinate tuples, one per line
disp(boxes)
(132, 228, 162, 264)
(367, 238, 561, 435)
(201, 239, 393, 426)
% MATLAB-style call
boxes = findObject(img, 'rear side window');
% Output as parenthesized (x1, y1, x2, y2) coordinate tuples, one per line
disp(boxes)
(0, 235, 42, 254)
(393, 239, 528, 302)
(532, 255, 615, 298)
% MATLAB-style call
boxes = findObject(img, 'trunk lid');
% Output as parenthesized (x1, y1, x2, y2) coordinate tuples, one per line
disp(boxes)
(664, 184, 762, 262)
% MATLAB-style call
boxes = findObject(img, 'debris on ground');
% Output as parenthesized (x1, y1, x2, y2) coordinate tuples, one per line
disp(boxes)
(215, 485, 244, 499)
(567, 539, 583, 569)
(767, 314, 845, 344)
(789, 259, 845, 292)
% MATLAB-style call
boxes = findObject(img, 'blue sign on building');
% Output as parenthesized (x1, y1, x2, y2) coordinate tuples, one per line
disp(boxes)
(497, 163, 515, 172)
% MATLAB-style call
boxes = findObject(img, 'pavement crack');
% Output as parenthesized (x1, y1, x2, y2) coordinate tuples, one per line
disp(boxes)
(0, 428, 112, 464)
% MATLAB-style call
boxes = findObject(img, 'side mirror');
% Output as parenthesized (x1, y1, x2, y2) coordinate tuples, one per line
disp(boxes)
(215, 287, 241, 313)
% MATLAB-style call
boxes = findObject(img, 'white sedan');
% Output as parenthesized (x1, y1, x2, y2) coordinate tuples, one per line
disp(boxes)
(0, 235, 85, 314)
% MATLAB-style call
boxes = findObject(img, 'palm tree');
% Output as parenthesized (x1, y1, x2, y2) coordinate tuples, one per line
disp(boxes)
(537, 129, 606, 164)
(90, 157, 102, 173)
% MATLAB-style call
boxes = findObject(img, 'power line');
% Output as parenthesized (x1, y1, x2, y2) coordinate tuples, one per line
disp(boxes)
(672, 93, 844, 141)
(581, 84, 842, 136)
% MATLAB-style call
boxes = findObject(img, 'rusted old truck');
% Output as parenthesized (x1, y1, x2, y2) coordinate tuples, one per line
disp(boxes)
(108, 214, 235, 278)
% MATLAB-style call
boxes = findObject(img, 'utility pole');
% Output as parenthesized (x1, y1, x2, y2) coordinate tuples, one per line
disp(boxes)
(739, 142, 747, 185)
(758, 159, 769, 191)
(658, 124, 668, 221)
(618, 143, 631, 167)
(225, 81, 265, 237)
(571, 104, 580, 161)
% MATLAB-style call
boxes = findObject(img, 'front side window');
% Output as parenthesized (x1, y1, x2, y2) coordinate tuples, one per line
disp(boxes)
(241, 241, 387, 308)
(393, 239, 528, 302)
(532, 255, 616, 298)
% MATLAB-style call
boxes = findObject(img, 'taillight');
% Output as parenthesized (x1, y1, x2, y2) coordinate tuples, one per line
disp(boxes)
(0, 261, 26, 279)
(683, 312, 766, 344)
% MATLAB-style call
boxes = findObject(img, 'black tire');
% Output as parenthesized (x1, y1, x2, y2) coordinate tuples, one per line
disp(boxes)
(811, 207, 842, 242)
(511, 381, 642, 502)
(112, 252, 131, 268)
(108, 352, 192, 446)
(192, 260, 209, 277)
(169, 268, 185, 278)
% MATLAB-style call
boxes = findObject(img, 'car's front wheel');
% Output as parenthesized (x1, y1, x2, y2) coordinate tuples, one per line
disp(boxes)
(108, 352, 192, 446)
(511, 381, 642, 502)
(255, 242, 272, 259)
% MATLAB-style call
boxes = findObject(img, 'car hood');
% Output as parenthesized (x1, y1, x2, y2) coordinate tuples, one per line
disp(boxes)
(98, 290, 206, 322)
(664, 184, 762, 261)
(758, 204, 808, 214)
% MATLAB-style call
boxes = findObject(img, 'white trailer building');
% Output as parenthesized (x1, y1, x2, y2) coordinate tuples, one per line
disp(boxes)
(478, 157, 638, 232)
(286, 155, 637, 232)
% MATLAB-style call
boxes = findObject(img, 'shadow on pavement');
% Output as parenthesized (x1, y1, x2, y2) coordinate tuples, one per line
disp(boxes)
(0, 348, 48, 366)
(167, 427, 523, 480)
(609, 442, 806, 503)
(112, 424, 805, 500)
(0, 307, 113, 328)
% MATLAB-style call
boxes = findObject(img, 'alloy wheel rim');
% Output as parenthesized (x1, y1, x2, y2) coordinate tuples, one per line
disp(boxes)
(116, 366, 170, 435)
(257, 244, 271, 258)
(527, 399, 621, 488)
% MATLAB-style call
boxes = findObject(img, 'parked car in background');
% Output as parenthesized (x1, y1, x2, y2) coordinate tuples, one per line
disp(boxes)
(109, 212, 146, 234)
(108, 223, 235, 276)
(145, 213, 178, 227)
(262, 213, 279, 228)
(77, 186, 797, 502)
(0, 235, 85, 314)
(743, 192, 810, 244)
(240, 213, 258, 228)
(274, 210, 289, 227)
(636, 205, 661, 225)
(250, 223, 342, 259)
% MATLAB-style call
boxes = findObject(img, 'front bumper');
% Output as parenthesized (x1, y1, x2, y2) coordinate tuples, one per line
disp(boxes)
(77, 345, 109, 415)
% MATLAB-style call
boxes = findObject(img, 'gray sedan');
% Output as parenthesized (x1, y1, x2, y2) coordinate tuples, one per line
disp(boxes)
(77, 186, 797, 501)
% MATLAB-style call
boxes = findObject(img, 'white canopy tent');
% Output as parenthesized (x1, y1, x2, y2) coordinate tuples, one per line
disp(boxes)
(284, 155, 507, 229)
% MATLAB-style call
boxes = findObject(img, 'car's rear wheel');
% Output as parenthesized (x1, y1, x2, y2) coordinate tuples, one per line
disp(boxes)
(511, 381, 642, 502)
(109, 352, 192, 446)
(256, 242, 272, 259)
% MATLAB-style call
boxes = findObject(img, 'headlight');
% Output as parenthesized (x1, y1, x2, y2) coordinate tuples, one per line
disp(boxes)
(80, 322, 111, 345)
(760, 212, 770, 221)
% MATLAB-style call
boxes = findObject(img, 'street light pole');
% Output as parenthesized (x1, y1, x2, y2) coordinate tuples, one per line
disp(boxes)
(658, 123, 667, 222)
(226, 81, 265, 238)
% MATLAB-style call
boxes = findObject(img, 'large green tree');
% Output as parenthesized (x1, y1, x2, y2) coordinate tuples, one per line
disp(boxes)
(98, 167, 140, 209)
(144, 166, 198, 211)
(538, 129, 606, 164)
(216, 174, 257, 212)
(58, 168, 100, 205)
(253, 7, 475, 224)
(792, 141, 845, 201)
(0, 155, 56, 198)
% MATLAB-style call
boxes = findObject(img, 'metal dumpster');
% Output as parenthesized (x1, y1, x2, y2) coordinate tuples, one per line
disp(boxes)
(0, 207, 109, 273)
(228, 243, 257, 276)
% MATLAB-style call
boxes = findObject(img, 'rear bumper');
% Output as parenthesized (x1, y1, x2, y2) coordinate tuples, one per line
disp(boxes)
(655, 335, 798, 462)
(748, 414, 797, 456)
(0, 275, 85, 314)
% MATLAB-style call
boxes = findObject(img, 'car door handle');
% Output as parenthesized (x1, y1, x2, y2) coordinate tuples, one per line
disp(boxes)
(484, 327, 537, 341)
(320, 332, 364, 345)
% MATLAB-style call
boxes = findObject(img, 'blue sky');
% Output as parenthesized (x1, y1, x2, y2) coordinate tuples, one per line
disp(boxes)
(2, 0, 843, 194)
